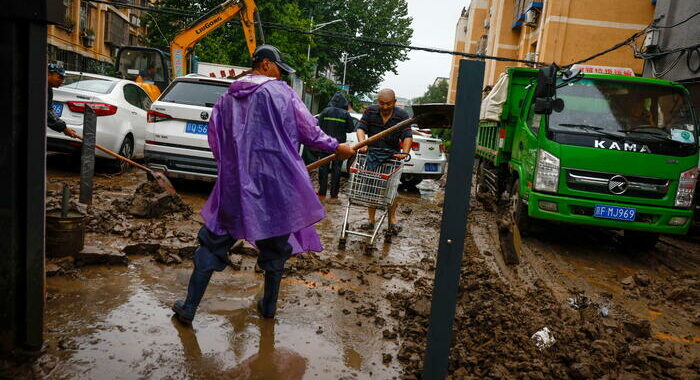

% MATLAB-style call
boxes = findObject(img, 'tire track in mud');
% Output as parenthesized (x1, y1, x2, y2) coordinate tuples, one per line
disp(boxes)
(390, 198, 699, 379)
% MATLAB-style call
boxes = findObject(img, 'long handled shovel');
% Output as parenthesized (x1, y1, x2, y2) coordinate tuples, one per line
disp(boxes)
(73, 135, 177, 195)
(307, 103, 454, 171)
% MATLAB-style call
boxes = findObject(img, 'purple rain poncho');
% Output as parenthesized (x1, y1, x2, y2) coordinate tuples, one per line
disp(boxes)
(201, 75, 339, 254)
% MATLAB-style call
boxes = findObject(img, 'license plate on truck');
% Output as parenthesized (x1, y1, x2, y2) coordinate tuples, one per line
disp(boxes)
(185, 121, 208, 135)
(593, 205, 636, 221)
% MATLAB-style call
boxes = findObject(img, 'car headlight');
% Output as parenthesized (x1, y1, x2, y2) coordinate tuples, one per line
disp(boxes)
(675, 167, 698, 208)
(534, 149, 560, 193)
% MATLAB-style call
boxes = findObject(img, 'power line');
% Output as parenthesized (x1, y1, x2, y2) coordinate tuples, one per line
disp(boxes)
(263, 22, 543, 65)
(653, 10, 700, 29)
(87, 0, 194, 17)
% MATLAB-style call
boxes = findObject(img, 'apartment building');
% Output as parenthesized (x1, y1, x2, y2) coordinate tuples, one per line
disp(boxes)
(448, 0, 656, 103)
(47, 0, 149, 73)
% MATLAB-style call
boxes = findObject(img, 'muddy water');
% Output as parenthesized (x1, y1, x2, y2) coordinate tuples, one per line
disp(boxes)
(40, 154, 700, 379)
(41, 157, 441, 379)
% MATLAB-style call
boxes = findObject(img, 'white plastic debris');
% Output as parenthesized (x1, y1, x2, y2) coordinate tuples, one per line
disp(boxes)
(598, 305, 610, 317)
(531, 327, 556, 351)
(567, 294, 590, 310)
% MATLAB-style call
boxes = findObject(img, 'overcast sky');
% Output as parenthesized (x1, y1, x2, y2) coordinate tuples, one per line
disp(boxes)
(378, 0, 468, 100)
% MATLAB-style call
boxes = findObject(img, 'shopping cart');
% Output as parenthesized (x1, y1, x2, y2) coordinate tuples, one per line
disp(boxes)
(338, 153, 404, 253)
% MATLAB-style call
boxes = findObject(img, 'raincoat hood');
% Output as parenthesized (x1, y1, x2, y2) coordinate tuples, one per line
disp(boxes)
(329, 92, 349, 109)
(229, 75, 276, 98)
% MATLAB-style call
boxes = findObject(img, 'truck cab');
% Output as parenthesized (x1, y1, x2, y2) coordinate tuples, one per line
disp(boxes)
(476, 66, 698, 247)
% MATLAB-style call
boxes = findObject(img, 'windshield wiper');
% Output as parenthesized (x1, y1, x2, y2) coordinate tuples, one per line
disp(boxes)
(557, 123, 626, 139)
(618, 128, 674, 143)
(620, 127, 671, 137)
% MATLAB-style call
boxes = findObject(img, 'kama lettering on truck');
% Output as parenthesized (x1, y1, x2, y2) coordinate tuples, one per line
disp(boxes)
(594, 139, 651, 153)
(196, 17, 222, 35)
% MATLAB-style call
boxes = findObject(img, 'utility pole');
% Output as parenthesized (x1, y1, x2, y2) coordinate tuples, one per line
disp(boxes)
(307, 17, 342, 60)
(341, 52, 368, 86)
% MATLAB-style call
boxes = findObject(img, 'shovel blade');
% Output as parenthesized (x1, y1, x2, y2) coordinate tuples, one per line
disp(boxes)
(151, 171, 177, 195)
(411, 103, 454, 129)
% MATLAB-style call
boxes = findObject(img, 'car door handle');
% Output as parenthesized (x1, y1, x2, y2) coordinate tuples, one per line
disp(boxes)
(131, 111, 138, 115)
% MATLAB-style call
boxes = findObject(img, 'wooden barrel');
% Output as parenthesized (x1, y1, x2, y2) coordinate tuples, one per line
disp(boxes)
(46, 211, 85, 257)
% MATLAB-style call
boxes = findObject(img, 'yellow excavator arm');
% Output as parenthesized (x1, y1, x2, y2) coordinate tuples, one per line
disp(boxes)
(170, 0, 258, 78)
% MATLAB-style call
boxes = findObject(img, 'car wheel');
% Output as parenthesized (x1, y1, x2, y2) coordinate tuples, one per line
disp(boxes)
(400, 176, 422, 187)
(112, 135, 134, 173)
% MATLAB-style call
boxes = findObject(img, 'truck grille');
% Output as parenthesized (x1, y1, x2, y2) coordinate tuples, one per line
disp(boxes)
(565, 169, 670, 199)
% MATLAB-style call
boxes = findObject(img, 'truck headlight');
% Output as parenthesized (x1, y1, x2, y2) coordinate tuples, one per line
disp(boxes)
(674, 167, 698, 208)
(534, 149, 560, 193)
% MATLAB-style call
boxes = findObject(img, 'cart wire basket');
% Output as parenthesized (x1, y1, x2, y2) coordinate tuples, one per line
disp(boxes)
(338, 153, 404, 253)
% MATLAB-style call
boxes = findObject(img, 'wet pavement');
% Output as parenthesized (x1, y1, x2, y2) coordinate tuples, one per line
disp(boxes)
(5, 154, 699, 379)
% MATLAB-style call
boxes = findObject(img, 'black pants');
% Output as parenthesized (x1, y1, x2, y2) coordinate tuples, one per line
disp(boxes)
(318, 153, 343, 197)
(181, 226, 292, 318)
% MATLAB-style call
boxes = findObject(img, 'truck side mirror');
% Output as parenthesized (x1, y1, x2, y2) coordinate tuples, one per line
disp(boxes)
(535, 63, 558, 98)
(534, 97, 553, 115)
(562, 68, 580, 81)
(552, 98, 565, 112)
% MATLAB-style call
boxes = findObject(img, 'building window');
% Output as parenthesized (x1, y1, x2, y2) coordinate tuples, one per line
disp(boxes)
(105, 10, 130, 51)
(80, 1, 90, 32)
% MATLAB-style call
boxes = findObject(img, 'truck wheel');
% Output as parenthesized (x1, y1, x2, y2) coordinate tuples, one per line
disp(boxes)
(510, 179, 532, 235)
(621, 231, 659, 251)
(475, 159, 494, 211)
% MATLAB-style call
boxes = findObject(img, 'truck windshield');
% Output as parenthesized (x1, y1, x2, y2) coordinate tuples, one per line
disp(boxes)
(549, 78, 696, 146)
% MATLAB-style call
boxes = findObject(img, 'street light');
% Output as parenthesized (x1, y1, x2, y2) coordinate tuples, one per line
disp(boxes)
(307, 17, 342, 60)
(341, 52, 368, 86)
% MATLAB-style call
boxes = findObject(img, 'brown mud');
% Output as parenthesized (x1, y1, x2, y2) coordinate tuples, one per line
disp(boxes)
(3, 155, 699, 379)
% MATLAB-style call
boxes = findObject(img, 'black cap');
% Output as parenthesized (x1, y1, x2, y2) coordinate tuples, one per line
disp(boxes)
(252, 44, 296, 75)
(48, 62, 66, 77)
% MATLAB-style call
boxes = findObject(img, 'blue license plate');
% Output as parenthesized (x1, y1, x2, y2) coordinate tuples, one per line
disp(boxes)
(52, 103, 63, 117)
(425, 163, 438, 172)
(593, 205, 636, 221)
(185, 121, 208, 135)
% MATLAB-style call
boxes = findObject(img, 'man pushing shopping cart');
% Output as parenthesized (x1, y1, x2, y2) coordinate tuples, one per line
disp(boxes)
(307, 93, 454, 255)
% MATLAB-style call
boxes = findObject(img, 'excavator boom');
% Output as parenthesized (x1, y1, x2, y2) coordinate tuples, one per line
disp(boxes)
(170, 0, 257, 78)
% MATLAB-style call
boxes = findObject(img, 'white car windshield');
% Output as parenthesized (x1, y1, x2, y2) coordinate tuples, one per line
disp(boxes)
(61, 74, 117, 94)
(160, 81, 230, 107)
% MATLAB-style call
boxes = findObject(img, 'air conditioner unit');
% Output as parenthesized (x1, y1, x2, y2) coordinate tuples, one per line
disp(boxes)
(525, 52, 538, 67)
(525, 9, 539, 27)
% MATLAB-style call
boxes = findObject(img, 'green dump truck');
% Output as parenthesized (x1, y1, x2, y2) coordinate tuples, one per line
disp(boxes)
(475, 65, 698, 248)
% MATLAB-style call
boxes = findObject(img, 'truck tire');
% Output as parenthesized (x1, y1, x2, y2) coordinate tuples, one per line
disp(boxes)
(474, 159, 492, 208)
(621, 230, 659, 251)
(510, 179, 533, 235)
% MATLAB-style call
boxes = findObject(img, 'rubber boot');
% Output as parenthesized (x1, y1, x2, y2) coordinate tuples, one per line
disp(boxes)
(259, 271, 282, 318)
(173, 267, 212, 324)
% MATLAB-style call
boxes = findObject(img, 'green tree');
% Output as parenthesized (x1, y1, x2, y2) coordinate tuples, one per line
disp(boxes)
(143, 0, 315, 80)
(413, 79, 448, 105)
(297, 0, 413, 95)
(143, 0, 412, 96)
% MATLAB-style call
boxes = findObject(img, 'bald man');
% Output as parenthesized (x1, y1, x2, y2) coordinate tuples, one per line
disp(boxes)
(356, 89, 413, 236)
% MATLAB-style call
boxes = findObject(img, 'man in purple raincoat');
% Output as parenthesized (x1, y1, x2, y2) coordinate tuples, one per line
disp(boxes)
(173, 45, 355, 324)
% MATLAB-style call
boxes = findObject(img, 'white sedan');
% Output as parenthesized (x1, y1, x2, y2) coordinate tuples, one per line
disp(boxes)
(47, 71, 152, 171)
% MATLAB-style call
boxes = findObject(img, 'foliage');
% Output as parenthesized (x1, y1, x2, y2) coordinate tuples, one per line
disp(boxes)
(297, 0, 413, 95)
(413, 79, 452, 151)
(142, 0, 412, 95)
(412, 79, 448, 105)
